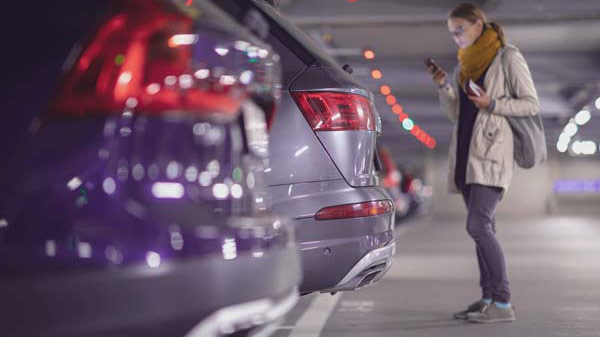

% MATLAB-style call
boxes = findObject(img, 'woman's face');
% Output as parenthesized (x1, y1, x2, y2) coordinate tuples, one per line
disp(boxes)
(448, 17, 483, 49)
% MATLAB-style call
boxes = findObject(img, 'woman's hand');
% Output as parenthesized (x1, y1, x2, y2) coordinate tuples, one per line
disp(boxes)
(428, 66, 447, 86)
(468, 87, 492, 110)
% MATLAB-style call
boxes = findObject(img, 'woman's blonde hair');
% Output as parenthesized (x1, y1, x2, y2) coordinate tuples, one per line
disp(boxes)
(449, 3, 506, 46)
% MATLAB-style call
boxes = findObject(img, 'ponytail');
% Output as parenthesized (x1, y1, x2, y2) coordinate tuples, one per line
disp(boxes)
(489, 21, 506, 47)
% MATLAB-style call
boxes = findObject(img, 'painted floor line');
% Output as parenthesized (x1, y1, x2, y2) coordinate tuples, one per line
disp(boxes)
(287, 293, 342, 337)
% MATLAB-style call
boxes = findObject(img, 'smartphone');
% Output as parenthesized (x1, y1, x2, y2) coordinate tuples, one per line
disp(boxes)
(464, 79, 482, 97)
(424, 58, 441, 73)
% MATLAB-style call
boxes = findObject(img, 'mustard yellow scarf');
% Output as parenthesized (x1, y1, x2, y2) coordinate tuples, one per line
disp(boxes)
(457, 27, 502, 87)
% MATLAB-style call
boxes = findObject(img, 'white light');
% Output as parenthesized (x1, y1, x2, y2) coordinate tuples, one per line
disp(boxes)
(0, 218, 7, 228)
(132, 164, 145, 181)
(234, 40, 250, 51)
(294, 145, 309, 157)
(402, 119, 415, 131)
(247, 46, 259, 58)
(146, 251, 161, 268)
(557, 141, 569, 153)
(252, 251, 264, 258)
(105, 246, 123, 265)
(258, 48, 269, 59)
(219, 75, 236, 85)
(169, 34, 198, 46)
(125, 97, 138, 108)
(78, 242, 92, 258)
(596, 97, 600, 110)
(45, 240, 56, 257)
(563, 122, 578, 137)
(572, 141, 597, 155)
(222, 238, 237, 260)
(199, 171, 212, 187)
(117, 71, 132, 85)
(165, 75, 177, 86)
(240, 70, 254, 85)
(166, 161, 182, 179)
(170, 232, 184, 251)
(185, 166, 199, 182)
(212, 183, 229, 199)
(207, 160, 220, 178)
(146, 83, 161, 95)
(194, 69, 210, 79)
(215, 46, 229, 56)
(152, 182, 185, 199)
(231, 184, 243, 199)
(574, 110, 591, 125)
(331, 113, 341, 121)
(67, 177, 82, 191)
(179, 74, 193, 89)
(103, 177, 116, 195)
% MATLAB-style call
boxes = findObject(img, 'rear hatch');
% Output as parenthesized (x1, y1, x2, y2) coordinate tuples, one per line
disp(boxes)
(213, 0, 382, 187)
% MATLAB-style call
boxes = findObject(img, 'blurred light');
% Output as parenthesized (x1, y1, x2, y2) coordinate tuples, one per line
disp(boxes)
(152, 182, 184, 199)
(392, 104, 403, 115)
(146, 83, 161, 95)
(103, 177, 116, 195)
(212, 183, 229, 199)
(207, 160, 220, 178)
(165, 75, 177, 86)
(117, 71, 132, 85)
(563, 122, 578, 137)
(252, 251, 264, 258)
(105, 246, 124, 265)
(363, 49, 375, 60)
(402, 118, 414, 131)
(67, 177, 82, 191)
(219, 75, 236, 86)
(379, 85, 391, 96)
(386, 95, 396, 105)
(571, 140, 597, 155)
(179, 74, 193, 89)
(371, 69, 382, 79)
(132, 163, 145, 181)
(194, 69, 210, 79)
(240, 70, 254, 85)
(222, 238, 237, 260)
(78, 242, 92, 258)
(199, 171, 212, 187)
(185, 166, 199, 182)
(596, 97, 600, 110)
(557, 140, 569, 153)
(231, 184, 243, 199)
(45, 240, 56, 257)
(294, 145, 309, 157)
(166, 161, 182, 179)
(168, 34, 198, 47)
(146, 251, 161, 268)
(170, 232, 184, 251)
(554, 180, 600, 194)
(574, 109, 591, 125)
(0, 218, 7, 228)
(215, 46, 229, 56)
(234, 40, 250, 51)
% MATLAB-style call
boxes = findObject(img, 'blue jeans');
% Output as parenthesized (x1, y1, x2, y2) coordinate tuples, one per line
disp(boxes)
(461, 184, 511, 303)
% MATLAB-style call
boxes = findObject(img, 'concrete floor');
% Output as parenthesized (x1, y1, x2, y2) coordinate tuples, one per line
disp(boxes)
(274, 214, 600, 337)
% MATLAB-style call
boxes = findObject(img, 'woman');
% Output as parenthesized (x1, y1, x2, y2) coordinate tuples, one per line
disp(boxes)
(428, 3, 540, 323)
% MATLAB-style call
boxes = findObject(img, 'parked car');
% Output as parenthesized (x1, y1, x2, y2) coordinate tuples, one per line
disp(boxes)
(377, 146, 411, 222)
(212, 0, 396, 295)
(0, 1, 301, 336)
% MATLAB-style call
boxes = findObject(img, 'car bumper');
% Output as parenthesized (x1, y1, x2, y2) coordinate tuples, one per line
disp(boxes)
(0, 245, 301, 337)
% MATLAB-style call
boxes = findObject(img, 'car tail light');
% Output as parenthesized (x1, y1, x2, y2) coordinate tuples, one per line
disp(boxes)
(291, 92, 375, 131)
(49, 0, 245, 119)
(315, 200, 394, 221)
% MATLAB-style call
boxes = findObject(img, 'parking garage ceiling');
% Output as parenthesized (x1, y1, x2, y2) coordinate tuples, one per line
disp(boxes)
(279, 0, 600, 151)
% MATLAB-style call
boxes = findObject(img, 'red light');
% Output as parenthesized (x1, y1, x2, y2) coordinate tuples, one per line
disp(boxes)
(386, 95, 396, 105)
(315, 200, 394, 221)
(363, 49, 375, 60)
(397, 113, 408, 122)
(392, 104, 403, 115)
(50, 0, 244, 119)
(371, 69, 382, 79)
(292, 91, 375, 131)
(379, 85, 391, 96)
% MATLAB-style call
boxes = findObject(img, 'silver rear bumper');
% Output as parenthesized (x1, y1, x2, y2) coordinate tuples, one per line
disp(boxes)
(321, 242, 396, 293)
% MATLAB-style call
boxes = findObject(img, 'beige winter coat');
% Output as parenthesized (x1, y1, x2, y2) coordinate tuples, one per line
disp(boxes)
(438, 44, 540, 194)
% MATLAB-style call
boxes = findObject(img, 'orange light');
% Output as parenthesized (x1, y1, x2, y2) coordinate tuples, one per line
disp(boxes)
(386, 95, 396, 105)
(363, 49, 375, 60)
(379, 85, 391, 96)
(392, 104, 403, 115)
(371, 69, 382, 80)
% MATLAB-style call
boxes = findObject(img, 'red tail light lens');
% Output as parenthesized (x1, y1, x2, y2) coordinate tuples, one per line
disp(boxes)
(292, 92, 375, 131)
(315, 200, 394, 221)
(50, 0, 246, 119)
